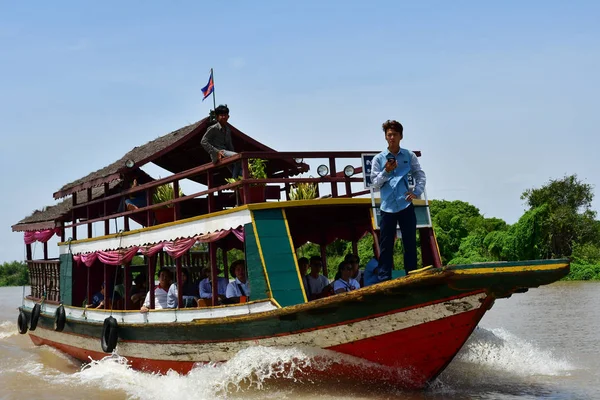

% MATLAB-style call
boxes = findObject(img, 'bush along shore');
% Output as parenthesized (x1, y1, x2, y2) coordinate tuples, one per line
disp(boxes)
(3, 174, 599, 286)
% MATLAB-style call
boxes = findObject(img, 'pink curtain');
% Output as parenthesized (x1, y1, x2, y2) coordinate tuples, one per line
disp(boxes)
(73, 227, 245, 266)
(24, 228, 61, 245)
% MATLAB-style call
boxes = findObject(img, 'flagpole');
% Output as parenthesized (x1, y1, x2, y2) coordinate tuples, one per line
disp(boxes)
(211, 68, 217, 112)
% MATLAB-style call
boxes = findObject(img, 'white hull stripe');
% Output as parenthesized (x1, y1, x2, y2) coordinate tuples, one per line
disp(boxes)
(23, 298, 278, 324)
(59, 209, 252, 254)
(31, 293, 486, 362)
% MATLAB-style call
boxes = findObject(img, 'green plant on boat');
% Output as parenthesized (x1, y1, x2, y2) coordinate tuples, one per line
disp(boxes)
(289, 181, 317, 200)
(152, 183, 184, 207)
(225, 158, 268, 186)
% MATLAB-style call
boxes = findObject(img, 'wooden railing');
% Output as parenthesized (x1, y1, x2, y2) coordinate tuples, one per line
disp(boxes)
(27, 259, 61, 302)
(62, 151, 385, 240)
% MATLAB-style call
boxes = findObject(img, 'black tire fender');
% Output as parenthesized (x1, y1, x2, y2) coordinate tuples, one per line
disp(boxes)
(101, 316, 119, 353)
(29, 304, 41, 331)
(17, 309, 28, 334)
(54, 305, 66, 332)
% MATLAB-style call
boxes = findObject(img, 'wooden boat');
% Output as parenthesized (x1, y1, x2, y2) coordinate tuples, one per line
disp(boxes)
(12, 116, 569, 389)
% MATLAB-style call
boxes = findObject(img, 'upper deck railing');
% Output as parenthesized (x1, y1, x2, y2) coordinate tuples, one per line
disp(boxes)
(61, 150, 397, 241)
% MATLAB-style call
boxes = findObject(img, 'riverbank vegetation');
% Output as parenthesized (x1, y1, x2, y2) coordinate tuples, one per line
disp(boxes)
(0, 261, 29, 286)
(2, 175, 598, 285)
(298, 174, 600, 281)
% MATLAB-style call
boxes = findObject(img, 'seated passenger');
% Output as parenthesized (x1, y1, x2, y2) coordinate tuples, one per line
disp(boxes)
(363, 244, 380, 287)
(297, 257, 310, 296)
(199, 267, 229, 302)
(345, 254, 364, 287)
(141, 268, 172, 312)
(167, 269, 199, 308)
(126, 178, 150, 211)
(333, 261, 361, 294)
(305, 256, 330, 301)
(87, 282, 120, 309)
(130, 273, 148, 309)
(225, 260, 250, 303)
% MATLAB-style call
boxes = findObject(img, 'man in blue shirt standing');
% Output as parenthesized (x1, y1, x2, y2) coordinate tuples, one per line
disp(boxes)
(370, 120, 426, 281)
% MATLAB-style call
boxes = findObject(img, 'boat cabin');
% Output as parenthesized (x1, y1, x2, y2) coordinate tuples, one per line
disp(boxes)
(12, 116, 441, 311)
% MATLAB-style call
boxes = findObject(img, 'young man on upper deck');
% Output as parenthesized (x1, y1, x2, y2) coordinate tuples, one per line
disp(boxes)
(201, 104, 242, 179)
(370, 120, 426, 281)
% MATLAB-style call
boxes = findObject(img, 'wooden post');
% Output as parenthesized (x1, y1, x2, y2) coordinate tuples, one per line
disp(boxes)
(26, 244, 32, 261)
(173, 180, 180, 220)
(175, 257, 183, 309)
(206, 173, 214, 213)
(124, 263, 131, 310)
(345, 179, 352, 197)
(43, 242, 48, 260)
(104, 183, 110, 235)
(352, 241, 358, 257)
(222, 249, 228, 279)
(87, 188, 93, 238)
(320, 244, 328, 277)
(329, 157, 338, 198)
(103, 264, 108, 310)
(284, 170, 290, 201)
(87, 266, 92, 309)
(241, 157, 250, 205)
(60, 222, 65, 242)
(124, 216, 130, 232)
(72, 193, 77, 240)
(210, 242, 218, 306)
(149, 255, 156, 310)
(146, 188, 152, 227)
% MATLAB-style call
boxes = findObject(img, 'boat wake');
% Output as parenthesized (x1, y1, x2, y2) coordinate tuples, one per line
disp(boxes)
(0, 320, 17, 340)
(1, 325, 578, 399)
(432, 327, 576, 396)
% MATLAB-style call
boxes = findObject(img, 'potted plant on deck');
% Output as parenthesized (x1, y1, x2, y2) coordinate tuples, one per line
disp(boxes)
(288, 181, 318, 200)
(226, 158, 268, 204)
(152, 183, 184, 224)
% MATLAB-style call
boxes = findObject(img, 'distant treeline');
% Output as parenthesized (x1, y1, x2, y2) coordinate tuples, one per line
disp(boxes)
(0, 261, 28, 286)
(298, 174, 600, 281)
(2, 175, 598, 287)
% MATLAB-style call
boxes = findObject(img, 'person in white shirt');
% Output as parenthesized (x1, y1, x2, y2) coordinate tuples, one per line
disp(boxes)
(333, 260, 361, 294)
(305, 256, 330, 301)
(167, 269, 199, 308)
(225, 260, 250, 303)
(141, 268, 172, 312)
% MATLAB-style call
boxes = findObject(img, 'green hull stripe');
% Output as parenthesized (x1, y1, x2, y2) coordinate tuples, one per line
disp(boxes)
(253, 209, 305, 307)
(59, 253, 73, 305)
(244, 222, 269, 301)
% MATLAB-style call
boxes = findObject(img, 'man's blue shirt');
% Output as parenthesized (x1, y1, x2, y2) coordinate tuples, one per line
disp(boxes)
(370, 148, 426, 213)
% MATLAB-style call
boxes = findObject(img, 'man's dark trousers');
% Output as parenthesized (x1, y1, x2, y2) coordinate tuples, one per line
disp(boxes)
(377, 204, 417, 281)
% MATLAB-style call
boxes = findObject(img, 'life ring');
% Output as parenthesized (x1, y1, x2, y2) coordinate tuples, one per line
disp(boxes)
(54, 305, 66, 332)
(17, 309, 28, 334)
(29, 304, 41, 331)
(101, 317, 119, 353)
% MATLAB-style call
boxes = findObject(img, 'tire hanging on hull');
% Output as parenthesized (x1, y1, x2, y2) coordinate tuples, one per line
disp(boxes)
(101, 316, 119, 353)
(17, 309, 28, 334)
(54, 305, 66, 332)
(29, 304, 41, 331)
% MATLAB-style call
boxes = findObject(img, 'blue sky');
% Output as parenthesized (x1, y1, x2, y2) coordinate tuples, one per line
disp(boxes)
(1, 1, 598, 262)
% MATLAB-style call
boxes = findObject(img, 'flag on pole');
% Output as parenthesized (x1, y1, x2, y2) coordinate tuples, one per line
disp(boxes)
(201, 71, 214, 101)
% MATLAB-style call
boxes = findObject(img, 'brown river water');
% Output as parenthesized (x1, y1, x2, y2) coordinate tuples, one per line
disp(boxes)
(0, 282, 598, 400)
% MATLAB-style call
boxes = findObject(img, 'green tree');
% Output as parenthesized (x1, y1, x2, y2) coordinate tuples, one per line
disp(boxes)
(521, 174, 597, 258)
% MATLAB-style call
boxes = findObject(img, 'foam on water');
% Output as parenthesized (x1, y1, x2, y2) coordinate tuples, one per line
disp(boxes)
(454, 327, 575, 376)
(1, 325, 578, 399)
(0, 320, 17, 339)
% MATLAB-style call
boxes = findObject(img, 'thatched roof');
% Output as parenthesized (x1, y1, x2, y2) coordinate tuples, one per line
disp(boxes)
(54, 120, 207, 199)
(53, 117, 300, 200)
(13, 178, 134, 232)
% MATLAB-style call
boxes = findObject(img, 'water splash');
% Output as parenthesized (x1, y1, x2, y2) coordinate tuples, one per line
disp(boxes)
(0, 320, 17, 340)
(22, 346, 394, 400)
(455, 327, 575, 376)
